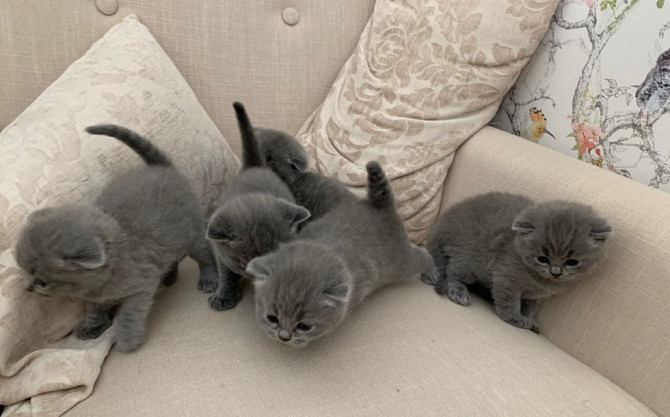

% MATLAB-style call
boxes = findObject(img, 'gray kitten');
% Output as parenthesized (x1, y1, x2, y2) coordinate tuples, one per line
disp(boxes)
(206, 103, 311, 311)
(425, 192, 612, 332)
(245, 161, 438, 347)
(15, 125, 219, 351)
(255, 127, 309, 184)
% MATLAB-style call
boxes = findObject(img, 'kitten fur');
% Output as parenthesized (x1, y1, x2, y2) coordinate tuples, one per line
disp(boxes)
(15, 125, 219, 351)
(206, 103, 310, 311)
(254, 127, 309, 184)
(256, 127, 357, 228)
(425, 192, 612, 332)
(245, 161, 438, 347)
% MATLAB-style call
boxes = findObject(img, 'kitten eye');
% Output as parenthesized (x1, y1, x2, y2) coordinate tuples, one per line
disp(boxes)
(266, 315, 279, 324)
(564, 259, 580, 267)
(296, 322, 312, 332)
(34, 279, 48, 288)
(536, 256, 550, 265)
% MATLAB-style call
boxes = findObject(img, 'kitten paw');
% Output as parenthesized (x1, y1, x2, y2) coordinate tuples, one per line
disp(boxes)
(447, 286, 471, 306)
(197, 275, 218, 293)
(73, 319, 112, 340)
(434, 278, 449, 295)
(530, 323, 541, 334)
(500, 315, 534, 330)
(208, 292, 242, 311)
(420, 267, 439, 286)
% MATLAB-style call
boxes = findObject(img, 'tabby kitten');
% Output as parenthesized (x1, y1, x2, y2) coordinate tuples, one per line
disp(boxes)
(15, 125, 219, 351)
(245, 161, 438, 347)
(425, 192, 612, 332)
(206, 103, 310, 311)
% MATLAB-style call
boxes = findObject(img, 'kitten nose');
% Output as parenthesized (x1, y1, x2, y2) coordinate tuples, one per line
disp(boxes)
(278, 330, 292, 342)
(550, 266, 563, 277)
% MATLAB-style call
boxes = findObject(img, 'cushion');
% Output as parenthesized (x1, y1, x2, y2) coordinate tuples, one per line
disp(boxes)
(0, 14, 239, 416)
(63, 260, 655, 416)
(296, 0, 561, 242)
(494, 1, 670, 192)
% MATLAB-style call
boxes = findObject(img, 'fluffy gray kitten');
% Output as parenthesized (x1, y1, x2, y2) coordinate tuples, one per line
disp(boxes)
(206, 103, 311, 311)
(425, 192, 612, 332)
(245, 161, 438, 347)
(15, 125, 219, 351)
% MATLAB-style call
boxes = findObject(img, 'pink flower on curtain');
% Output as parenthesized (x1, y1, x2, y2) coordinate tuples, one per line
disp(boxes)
(582, 0, 596, 7)
(571, 116, 604, 157)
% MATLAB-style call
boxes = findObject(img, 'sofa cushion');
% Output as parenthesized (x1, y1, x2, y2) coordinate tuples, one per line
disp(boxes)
(296, 0, 560, 242)
(494, 1, 670, 192)
(0, 14, 239, 416)
(63, 260, 654, 417)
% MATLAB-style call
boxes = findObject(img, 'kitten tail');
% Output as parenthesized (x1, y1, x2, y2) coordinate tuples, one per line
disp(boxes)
(365, 161, 394, 209)
(233, 102, 264, 169)
(85, 124, 171, 167)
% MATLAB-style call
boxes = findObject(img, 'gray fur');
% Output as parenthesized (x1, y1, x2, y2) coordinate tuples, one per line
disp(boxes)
(255, 127, 308, 184)
(206, 103, 310, 311)
(425, 192, 612, 332)
(15, 125, 219, 352)
(245, 161, 437, 347)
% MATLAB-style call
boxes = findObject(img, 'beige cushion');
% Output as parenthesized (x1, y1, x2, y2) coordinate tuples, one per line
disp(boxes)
(0, 0, 376, 157)
(63, 260, 654, 417)
(296, 0, 560, 242)
(0, 15, 239, 416)
(441, 127, 670, 416)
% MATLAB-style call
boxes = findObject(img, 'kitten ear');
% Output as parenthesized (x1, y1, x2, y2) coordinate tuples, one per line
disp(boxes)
(321, 282, 350, 308)
(206, 212, 235, 242)
(280, 200, 311, 228)
(289, 157, 308, 173)
(589, 219, 612, 243)
(245, 254, 273, 283)
(512, 217, 535, 236)
(63, 238, 106, 270)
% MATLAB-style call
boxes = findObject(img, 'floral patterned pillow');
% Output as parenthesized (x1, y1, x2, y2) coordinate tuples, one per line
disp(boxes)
(494, 0, 670, 189)
(297, 0, 561, 242)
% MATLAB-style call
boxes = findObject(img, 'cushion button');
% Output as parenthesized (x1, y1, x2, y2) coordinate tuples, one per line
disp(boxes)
(281, 8, 300, 26)
(95, 0, 119, 16)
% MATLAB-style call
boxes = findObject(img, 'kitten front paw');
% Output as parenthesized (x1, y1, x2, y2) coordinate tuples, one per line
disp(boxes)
(208, 291, 242, 311)
(73, 319, 112, 340)
(530, 323, 540, 334)
(434, 278, 449, 295)
(447, 286, 471, 306)
(420, 267, 439, 286)
(197, 275, 218, 293)
(499, 315, 534, 330)
(115, 334, 143, 352)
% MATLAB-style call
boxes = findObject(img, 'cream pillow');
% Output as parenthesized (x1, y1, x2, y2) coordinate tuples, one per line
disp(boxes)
(297, 0, 560, 242)
(0, 15, 239, 416)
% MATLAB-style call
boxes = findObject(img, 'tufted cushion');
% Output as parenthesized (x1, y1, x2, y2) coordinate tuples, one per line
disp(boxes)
(297, 0, 561, 242)
(0, 15, 239, 416)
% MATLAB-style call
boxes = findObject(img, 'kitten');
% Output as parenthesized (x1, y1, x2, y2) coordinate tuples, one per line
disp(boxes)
(15, 125, 219, 351)
(425, 192, 612, 332)
(245, 161, 438, 347)
(206, 103, 311, 311)
(254, 127, 309, 184)
(254, 127, 357, 228)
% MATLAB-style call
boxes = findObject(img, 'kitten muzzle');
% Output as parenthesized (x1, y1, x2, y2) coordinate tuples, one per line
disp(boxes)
(278, 330, 292, 342)
(549, 266, 563, 277)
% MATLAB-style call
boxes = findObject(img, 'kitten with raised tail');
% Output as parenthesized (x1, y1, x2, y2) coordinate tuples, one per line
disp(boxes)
(245, 161, 438, 347)
(15, 125, 219, 352)
(425, 192, 612, 333)
(254, 127, 309, 185)
(206, 103, 311, 311)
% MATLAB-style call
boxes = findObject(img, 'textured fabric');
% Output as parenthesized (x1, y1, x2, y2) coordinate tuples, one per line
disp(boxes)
(0, 15, 239, 416)
(62, 260, 654, 417)
(0, 0, 376, 157)
(494, 1, 670, 190)
(441, 126, 670, 416)
(296, 0, 560, 242)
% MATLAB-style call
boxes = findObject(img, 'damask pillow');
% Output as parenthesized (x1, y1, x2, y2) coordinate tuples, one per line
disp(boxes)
(297, 0, 561, 242)
(0, 15, 239, 416)
(494, 0, 670, 191)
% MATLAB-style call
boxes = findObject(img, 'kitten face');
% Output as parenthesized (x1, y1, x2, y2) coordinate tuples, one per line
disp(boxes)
(207, 194, 310, 276)
(512, 201, 612, 282)
(245, 242, 351, 347)
(15, 206, 115, 298)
